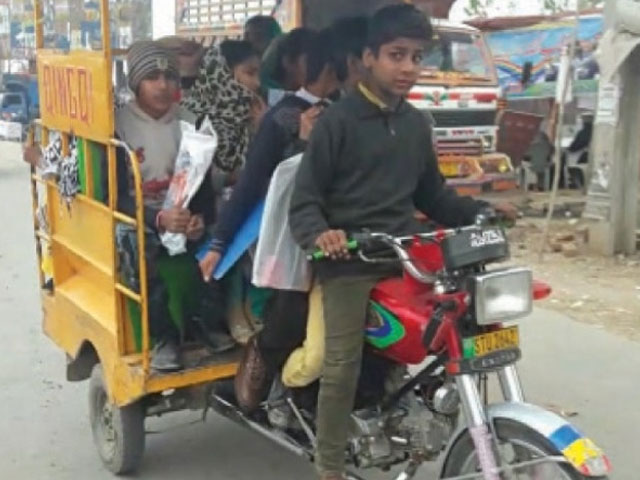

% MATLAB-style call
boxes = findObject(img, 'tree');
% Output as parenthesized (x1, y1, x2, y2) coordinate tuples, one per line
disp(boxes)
(543, 0, 605, 14)
(543, 0, 571, 14)
(464, 0, 495, 18)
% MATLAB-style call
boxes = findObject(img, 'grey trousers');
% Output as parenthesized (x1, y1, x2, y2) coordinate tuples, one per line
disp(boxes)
(315, 274, 382, 475)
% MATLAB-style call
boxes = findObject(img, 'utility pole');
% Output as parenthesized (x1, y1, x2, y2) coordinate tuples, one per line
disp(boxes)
(539, 11, 581, 262)
(611, 48, 640, 255)
(584, 0, 640, 255)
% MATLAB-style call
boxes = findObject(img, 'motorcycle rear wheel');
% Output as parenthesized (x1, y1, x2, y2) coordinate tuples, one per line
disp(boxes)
(441, 418, 609, 480)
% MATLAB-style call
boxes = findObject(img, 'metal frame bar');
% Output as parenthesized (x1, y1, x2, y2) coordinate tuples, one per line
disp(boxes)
(498, 365, 525, 403)
(115, 283, 142, 303)
(28, 122, 51, 290)
(110, 139, 150, 375)
(83, 140, 95, 198)
(34, 0, 44, 49)
(29, 130, 45, 289)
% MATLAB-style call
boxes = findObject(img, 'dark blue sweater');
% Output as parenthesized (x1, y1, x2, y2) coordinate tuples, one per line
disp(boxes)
(289, 88, 486, 278)
(209, 94, 313, 253)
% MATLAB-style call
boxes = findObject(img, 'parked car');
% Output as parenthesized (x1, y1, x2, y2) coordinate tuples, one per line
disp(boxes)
(0, 91, 29, 124)
(3, 74, 40, 122)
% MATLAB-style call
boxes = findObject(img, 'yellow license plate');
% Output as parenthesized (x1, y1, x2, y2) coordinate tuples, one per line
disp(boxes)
(466, 327, 519, 357)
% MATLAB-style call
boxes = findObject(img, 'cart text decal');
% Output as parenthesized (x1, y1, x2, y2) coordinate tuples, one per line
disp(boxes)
(41, 65, 93, 124)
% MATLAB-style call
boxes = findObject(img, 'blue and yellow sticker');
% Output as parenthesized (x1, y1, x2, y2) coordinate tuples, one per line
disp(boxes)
(548, 424, 605, 472)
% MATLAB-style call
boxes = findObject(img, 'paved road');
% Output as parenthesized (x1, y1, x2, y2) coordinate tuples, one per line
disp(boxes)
(1, 143, 638, 479)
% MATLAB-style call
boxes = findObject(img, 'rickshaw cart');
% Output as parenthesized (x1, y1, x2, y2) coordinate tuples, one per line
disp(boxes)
(29, 0, 239, 474)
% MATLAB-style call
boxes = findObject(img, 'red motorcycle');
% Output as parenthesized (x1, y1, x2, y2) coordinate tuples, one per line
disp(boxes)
(211, 215, 611, 480)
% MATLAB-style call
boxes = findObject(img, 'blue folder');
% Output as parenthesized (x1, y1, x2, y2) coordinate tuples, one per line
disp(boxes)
(195, 200, 265, 280)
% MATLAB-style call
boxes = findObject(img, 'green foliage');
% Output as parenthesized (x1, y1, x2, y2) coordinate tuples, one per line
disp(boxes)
(464, 0, 495, 18)
(543, 0, 604, 13)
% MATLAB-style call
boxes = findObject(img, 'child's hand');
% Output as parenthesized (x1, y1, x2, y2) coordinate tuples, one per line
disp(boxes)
(199, 250, 221, 282)
(315, 229, 350, 259)
(186, 214, 205, 241)
(493, 202, 519, 222)
(159, 207, 190, 233)
(23, 145, 42, 168)
(299, 106, 323, 141)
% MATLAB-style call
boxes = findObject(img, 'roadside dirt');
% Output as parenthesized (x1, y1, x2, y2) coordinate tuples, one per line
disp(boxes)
(507, 217, 640, 342)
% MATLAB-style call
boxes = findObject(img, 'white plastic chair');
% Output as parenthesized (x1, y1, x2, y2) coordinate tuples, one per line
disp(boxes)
(565, 149, 588, 190)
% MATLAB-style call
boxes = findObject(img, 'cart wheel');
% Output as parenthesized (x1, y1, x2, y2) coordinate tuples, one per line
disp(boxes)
(89, 364, 145, 475)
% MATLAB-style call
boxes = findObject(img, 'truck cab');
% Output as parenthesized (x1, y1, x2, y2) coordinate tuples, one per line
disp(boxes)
(410, 20, 513, 194)
(0, 91, 28, 124)
(2, 73, 40, 123)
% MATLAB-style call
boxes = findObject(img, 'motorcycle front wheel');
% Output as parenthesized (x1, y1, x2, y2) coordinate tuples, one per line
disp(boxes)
(441, 418, 609, 480)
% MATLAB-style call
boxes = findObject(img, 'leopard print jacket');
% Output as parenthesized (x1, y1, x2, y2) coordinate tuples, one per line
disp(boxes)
(181, 46, 254, 173)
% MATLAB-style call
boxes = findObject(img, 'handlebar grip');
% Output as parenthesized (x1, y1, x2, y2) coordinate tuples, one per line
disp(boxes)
(475, 207, 497, 226)
(476, 206, 517, 229)
(308, 239, 359, 261)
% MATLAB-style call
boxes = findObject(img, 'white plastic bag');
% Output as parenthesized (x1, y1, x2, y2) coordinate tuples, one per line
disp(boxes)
(252, 154, 311, 291)
(160, 119, 218, 256)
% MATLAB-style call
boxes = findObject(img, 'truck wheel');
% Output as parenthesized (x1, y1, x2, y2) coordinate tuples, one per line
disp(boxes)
(89, 364, 145, 475)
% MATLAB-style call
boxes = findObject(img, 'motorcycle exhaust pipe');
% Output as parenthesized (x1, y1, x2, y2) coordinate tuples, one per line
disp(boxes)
(209, 393, 312, 460)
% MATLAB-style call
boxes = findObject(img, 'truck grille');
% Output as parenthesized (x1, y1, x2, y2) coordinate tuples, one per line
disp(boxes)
(430, 110, 497, 128)
(436, 138, 484, 157)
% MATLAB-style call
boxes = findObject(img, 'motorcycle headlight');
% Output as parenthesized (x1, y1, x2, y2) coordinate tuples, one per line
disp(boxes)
(470, 267, 533, 325)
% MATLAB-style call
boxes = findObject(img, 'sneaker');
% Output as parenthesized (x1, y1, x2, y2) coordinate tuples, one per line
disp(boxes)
(151, 338, 183, 372)
(191, 317, 236, 354)
(204, 331, 236, 354)
(268, 403, 294, 430)
(266, 376, 294, 430)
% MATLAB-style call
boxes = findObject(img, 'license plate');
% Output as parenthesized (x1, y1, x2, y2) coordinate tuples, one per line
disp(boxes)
(464, 326, 519, 358)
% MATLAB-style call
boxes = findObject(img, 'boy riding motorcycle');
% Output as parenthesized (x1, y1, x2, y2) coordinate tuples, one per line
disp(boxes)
(288, 5, 516, 479)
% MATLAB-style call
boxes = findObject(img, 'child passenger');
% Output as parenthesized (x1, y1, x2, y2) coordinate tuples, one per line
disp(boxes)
(197, 29, 340, 412)
(288, 6, 516, 478)
(116, 41, 229, 371)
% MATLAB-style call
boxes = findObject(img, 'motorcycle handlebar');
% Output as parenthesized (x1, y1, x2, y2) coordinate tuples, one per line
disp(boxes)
(308, 239, 359, 261)
(307, 231, 439, 283)
(307, 215, 498, 284)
